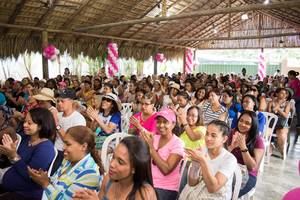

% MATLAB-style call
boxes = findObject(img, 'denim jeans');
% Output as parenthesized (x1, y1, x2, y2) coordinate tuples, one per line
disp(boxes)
(238, 174, 257, 197)
(155, 188, 178, 200)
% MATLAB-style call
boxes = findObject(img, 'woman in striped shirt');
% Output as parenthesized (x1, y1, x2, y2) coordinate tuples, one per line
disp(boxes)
(202, 89, 227, 126)
(28, 126, 104, 200)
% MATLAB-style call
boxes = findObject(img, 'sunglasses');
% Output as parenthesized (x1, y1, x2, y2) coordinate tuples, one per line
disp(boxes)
(250, 88, 258, 92)
(102, 97, 113, 102)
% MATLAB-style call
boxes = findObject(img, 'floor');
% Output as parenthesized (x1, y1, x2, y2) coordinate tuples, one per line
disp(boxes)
(254, 123, 300, 200)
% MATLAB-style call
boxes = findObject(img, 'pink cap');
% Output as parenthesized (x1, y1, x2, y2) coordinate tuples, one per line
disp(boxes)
(156, 108, 176, 123)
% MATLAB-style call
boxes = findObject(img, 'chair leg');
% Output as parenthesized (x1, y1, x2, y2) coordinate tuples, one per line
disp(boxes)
(294, 128, 300, 145)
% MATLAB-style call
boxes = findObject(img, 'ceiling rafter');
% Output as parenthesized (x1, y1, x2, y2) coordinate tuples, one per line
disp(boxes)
(125, 0, 197, 48)
(1, 0, 27, 35)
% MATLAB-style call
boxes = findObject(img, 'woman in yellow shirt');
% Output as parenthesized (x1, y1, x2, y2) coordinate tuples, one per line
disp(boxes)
(177, 106, 206, 150)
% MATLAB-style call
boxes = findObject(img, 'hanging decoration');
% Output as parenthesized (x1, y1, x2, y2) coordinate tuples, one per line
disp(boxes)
(43, 44, 60, 61)
(107, 42, 119, 77)
(258, 48, 266, 81)
(155, 53, 166, 63)
(184, 48, 194, 74)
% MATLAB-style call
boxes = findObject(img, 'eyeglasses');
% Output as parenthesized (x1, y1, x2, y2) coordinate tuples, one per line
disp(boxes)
(250, 88, 258, 92)
(141, 102, 152, 106)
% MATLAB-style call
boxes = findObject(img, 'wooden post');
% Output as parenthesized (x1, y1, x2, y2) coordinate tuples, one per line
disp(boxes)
(42, 31, 49, 79)
(153, 52, 157, 75)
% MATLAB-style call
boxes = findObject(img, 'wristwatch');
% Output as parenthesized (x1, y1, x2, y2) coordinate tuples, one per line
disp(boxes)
(241, 148, 248, 153)
(56, 125, 62, 131)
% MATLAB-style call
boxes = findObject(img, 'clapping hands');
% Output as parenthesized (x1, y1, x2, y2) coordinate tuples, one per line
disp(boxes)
(0, 134, 18, 159)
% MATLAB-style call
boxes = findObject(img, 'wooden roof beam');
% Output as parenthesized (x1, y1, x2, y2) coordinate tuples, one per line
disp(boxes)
(75, 1, 300, 31)
(0, 22, 191, 49)
(1, 0, 27, 35)
(161, 32, 300, 42)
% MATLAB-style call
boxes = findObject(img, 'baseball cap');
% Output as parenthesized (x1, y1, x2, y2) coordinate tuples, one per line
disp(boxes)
(155, 108, 176, 123)
(58, 88, 76, 99)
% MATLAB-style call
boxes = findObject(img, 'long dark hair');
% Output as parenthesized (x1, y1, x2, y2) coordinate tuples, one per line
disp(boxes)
(236, 110, 259, 156)
(67, 126, 104, 175)
(187, 106, 204, 126)
(29, 107, 56, 142)
(120, 137, 153, 200)
(195, 87, 207, 101)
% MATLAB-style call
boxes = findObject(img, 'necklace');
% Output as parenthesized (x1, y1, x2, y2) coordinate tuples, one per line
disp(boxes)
(28, 138, 47, 147)
(113, 182, 134, 200)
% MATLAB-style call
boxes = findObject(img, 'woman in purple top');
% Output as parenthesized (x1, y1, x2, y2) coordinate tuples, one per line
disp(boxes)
(227, 110, 264, 197)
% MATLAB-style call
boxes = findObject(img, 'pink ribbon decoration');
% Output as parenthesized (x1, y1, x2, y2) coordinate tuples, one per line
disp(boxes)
(43, 44, 60, 61)
(155, 53, 166, 63)
(184, 48, 194, 74)
(107, 42, 119, 77)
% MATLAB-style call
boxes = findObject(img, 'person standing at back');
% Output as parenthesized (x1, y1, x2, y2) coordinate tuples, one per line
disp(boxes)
(54, 88, 86, 171)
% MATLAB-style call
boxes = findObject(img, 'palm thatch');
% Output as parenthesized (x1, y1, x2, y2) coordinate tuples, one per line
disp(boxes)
(0, 0, 300, 60)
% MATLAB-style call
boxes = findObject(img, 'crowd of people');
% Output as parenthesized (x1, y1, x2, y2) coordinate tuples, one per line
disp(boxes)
(0, 66, 299, 200)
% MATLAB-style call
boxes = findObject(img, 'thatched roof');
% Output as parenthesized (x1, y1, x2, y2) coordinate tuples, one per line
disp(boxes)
(0, 0, 300, 60)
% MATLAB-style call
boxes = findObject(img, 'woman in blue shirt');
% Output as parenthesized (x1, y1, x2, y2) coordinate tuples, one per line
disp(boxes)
(221, 89, 242, 128)
(238, 95, 266, 136)
(0, 107, 56, 200)
(87, 93, 122, 149)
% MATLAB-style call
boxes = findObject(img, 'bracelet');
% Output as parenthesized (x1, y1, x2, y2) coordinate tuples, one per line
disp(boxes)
(241, 148, 248, 153)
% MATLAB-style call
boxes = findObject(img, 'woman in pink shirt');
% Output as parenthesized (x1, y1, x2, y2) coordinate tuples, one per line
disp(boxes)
(288, 70, 300, 127)
(142, 108, 184, 200)
(129, 93, 157, 136)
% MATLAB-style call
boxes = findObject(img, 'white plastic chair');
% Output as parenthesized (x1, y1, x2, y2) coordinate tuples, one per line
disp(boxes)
(261, 112, 278, 164)
(48, 147, 58, 177)
(41, 147, 59, 200)
(121, 103, 133, 133)
(232, 166, 242, 200)
(178, 158, 189, 192)
(16, 134, 22, 150)
(101, 132, 129, 172)
(121, 103, 133, 114)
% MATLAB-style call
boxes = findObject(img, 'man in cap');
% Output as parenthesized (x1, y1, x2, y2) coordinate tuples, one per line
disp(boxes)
(54, 89, 86, 169)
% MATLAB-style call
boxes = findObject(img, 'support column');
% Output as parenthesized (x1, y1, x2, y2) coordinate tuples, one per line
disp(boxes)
(153, 47, 158, 75)
(42, 31, 49, 79)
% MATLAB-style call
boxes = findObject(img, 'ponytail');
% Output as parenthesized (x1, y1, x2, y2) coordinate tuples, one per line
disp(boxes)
(90, 145, 105, 175)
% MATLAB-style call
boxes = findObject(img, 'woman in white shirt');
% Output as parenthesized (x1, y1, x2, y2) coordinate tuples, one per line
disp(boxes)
(179, 120, 237, 200)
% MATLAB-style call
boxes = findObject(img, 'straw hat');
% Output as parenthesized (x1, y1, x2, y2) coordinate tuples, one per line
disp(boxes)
(33, 88, 55, 103)
(169, 82, 180, 91)
(102, 93, 122, 111)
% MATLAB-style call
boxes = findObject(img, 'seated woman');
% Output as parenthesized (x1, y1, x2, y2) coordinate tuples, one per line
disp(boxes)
(28, 126, 104, 200)
(177, 106, 206, 150)
(202, 89, 227, 126)
(142, 108, 184, 200)
(179, 120, 237, 200)
(238, 94, 266, 136)
(221, 89, 242, 128)
(87, 93, 122, 149)
(191, 87, 207, 109)
(0, 105, 18, 168)
(33, 87, 59, 126)
(246, 85, 267, 112)
(73, 136, 157, 200)
(267, 88, 291, 159)
(0, 107, 56, 200)
(129, 93, 157, 136)
(162, 83, 180, 107)
(227, 111, 264, 197)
